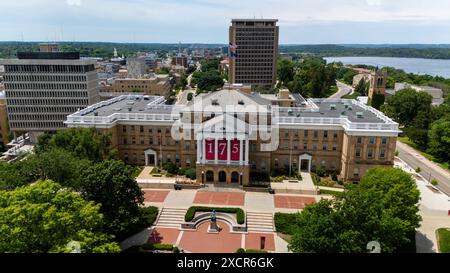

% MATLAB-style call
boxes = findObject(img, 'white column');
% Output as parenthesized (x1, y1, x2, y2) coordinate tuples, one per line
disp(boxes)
(245, 139, 249, 165)
(240, 139, 244, 166)
(227, 139, 231, 165)
(214, 138, 218, 164)
(202, 139, 206, 164)
(197, 139, 201, 164)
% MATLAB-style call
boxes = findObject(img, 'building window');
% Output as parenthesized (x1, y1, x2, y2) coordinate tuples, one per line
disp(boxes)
(368, 148, 373, 159)
(313, 131, 318, 138)
(131, 125, 135, 132)
(123, 138, 127, 145)
(274, 159, 279, 168)
(304, 130, 308, 138)
(357, 137, 363, 144)
(284, 130, 289, 138)
(381, 137, 387, 145)
(369, 137, 375, 144)
(322, 144, 328, 151)
(332, 144, 337, 151)
(186, 159, 191, 167)
(333, 132, 338, 139)
(312, 143, 317, 150)
(185, 142, 190, 150)
(303, 142, 308, 150)
(323, 131, 328, 138)
(122, 125, 127, 133)
(284, 142, 289, 149)
(380, 149, 386, 159)
(355, 148, 361, 157)
(132, 137, 136, 144)
(353, 168, 360, 179)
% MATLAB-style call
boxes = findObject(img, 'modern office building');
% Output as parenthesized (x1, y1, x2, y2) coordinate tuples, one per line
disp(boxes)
(66, 88, 400, 185)
(0, 48, 100, 142)
(228, 19, 279, 87)
(0, 91, 10, 146)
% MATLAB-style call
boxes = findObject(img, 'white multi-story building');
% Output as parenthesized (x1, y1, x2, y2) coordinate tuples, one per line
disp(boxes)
(0, 50, 99, 141)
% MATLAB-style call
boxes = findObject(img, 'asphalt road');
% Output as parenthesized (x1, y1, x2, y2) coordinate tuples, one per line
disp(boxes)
(329, 80, 354, 99)
(397, 141, 450, 195)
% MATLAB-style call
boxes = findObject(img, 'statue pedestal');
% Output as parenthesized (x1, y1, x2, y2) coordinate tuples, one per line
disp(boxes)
(207, 221, 220, 234)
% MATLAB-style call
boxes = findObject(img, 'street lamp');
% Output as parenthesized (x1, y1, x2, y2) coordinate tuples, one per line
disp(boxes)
(202, 171, 205, 184)
(240, 172, 243, 186)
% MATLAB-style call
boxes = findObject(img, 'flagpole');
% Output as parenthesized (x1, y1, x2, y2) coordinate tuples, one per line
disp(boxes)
(289, 140, 292, 178)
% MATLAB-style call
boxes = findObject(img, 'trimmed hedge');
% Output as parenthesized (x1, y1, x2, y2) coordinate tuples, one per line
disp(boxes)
(274, 212, 298, 235)
(141, 243, 175, 251)
(141, 206, 159, 226)
(185, 206, 245, 224)
(235, 248, 268, 253)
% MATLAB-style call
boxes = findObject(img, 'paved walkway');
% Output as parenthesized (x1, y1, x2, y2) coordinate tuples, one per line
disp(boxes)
(395, 157, 450, 253)
(245, 192, 275, 212)
(397, 141, 450, 195)
(193, 192, 246, 206)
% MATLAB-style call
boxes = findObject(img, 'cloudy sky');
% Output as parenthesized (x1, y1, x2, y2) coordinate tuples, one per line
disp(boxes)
(0, 0, 449, 44)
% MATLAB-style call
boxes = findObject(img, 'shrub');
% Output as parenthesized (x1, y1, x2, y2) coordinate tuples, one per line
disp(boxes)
(236, 248, 246, 253)
(173, 246, 180, 253)
(178, 168, 187, 176)
(187, 93, 194, 101)
(311, 173, 321, 185)
(395, 150, 399, 156)
(141, 243, 174, 251)
(415, 167, 421, 173)
(140, 206, 159, 227)
(274, 213, 297, 235)
(315, 167, 327, 177)
(331, 171, 339, 182)
(245, 249, 269, 253)
(431, 179, 439, 186)
(185, 206, 245, 224)
(163, 162, 179, 175)
(185, 168, 197, 180)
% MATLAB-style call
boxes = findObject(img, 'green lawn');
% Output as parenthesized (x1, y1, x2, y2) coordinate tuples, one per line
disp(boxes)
(319, 189, 344, 198)
(325, 85, 338, 97)
(437, 228, 450, 253)
(398, 137, 450, 171)
(342, 91, 362, 99)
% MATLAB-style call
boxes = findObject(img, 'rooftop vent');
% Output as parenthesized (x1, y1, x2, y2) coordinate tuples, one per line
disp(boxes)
(126, 101, 134, 106)
(211, 99, 219, 106)
(356, 112, 364, 118)
(348, 106, 353, 111)
(238, 100, 245, 105)
(114, 108, 122, 111)
(330, 104, 336, 110)
(94, 112, 98, 116)
(128, 107, 132, 112)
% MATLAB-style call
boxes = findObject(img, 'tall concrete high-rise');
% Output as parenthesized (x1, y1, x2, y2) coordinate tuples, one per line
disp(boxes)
(0, 46, 99, 142)
(229, 19, 279, 87)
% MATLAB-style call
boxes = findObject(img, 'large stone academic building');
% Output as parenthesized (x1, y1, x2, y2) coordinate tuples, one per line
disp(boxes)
(65, 88, 400, 185)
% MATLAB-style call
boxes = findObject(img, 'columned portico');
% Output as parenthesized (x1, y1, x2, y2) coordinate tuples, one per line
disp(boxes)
(144, 148, 157, 167)
(299, 153, 312, 172)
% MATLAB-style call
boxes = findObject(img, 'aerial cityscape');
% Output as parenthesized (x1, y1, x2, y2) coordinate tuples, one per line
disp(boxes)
(0, 0, 449, 265)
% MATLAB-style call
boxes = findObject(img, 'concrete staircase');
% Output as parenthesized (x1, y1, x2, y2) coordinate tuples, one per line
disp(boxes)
(246, 211, 274, 233)
(155, 207, 187, 228)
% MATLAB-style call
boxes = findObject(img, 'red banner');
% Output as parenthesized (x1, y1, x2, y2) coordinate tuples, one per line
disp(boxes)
(230, 140, 240, 161)
(205, 139, 215, 160)
(218, 140, 228, 160)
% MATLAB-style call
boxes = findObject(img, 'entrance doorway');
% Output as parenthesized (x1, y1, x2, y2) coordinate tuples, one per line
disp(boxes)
(218, 171, 227, 183)
(231, 172, 239, 183)
(206, 171, 214, 183)
(147, 154, 155, 166)
(301, 160, 310, 172)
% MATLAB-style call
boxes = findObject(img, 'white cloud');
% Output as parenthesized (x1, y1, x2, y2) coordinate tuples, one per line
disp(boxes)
(66, 0, 81, 6)
(366, 0, 382, 6)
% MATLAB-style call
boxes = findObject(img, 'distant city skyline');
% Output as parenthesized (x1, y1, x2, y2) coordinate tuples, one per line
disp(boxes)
(1, 0, 450, 44)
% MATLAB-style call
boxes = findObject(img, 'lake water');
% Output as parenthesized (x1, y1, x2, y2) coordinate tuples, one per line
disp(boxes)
(324, 56, 450, 78)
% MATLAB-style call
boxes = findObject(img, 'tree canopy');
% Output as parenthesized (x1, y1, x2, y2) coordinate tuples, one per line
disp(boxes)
(35, 128, 118, 162)
(289, 168, 420, 253)
(78, 160, 146, 240)
(278, 57, 337, 98)
(0, 180, 120, 253)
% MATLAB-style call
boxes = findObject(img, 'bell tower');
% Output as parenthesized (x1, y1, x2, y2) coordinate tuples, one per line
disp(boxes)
(368, 68, 387, 100)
